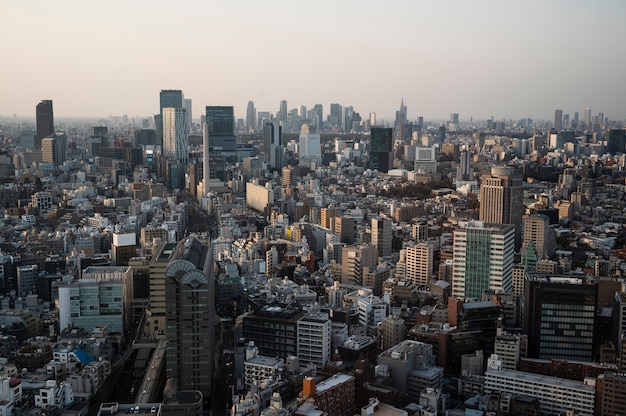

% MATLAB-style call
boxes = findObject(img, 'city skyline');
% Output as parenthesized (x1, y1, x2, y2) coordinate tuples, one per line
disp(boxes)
(1, 0, 626, 121)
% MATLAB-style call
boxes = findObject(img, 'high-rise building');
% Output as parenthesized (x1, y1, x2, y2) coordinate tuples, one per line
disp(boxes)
(334, 215, 355, 244)
(371, 217, 392, 258)
(263, 122, 283, 168)
(297, 308, 331, 370)
(452, 221, 515, 299)
(36, 100, 54, 150)
(341, 245, 377, 286)
(330, 103, 343, 130)
(41, 133, 67, 167)
(163, 107, 188, 163)
(370, 127, 393, 173)
(159, 90, 184, 144)
(164, 237, 215, 402)
(278, 100, 288, 122)
(524, 276, 597, 362)
(521, 214, 556, 262)
(479, 166, 524, 248)
(183, 98, 192, 132)
(320, 206, 336, 230)
(313, 103, 323, 129)
(245, 100, 256, 132)
(205, 106, 235, 152)
(583, 107, 592, 127)
(457, 147, 474, 182)
(554, 109, 563, 131)
(404, 242, 433, 288)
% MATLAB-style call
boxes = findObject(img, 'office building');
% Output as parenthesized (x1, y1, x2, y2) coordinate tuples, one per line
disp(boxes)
(554, 109, 563, 131)
(379, 314, 405, 352)
(452, 221, 515, 299)
(278, 100, 288, 122)
(370, 127, 393, 173)
(205, 106, 235, 152)
(320, 206, 336, 230)
(479, 166, 524, 247)
(246, 181, 274, 213)
(606, 129, 626, 154)
(330, 103, 343, 130)
(299, 132, 321, 165)
(377, 340, 444, 401)
(371, 216, 392, 258)
(522, 214, 556, 262)
(245, 100, 256, 131)
(183, 98, 192, 131)
(583, 107, 592, 127)
(484, 368, 595, 416)
(457, 148, 474, 181)
(163, 107, 188, 163)
(494, 333, 527, 371)
(263, 122, 283, 169)
(335, 215, 355, 244)
(56, 266, 132, 333)
(112, 233, 137, 266)
(159, 89, 184, 144)
(297, 308, 331, 370)
(242, 303, 305, 360)
(524, 276, 597, 362)
(41, 133, 67, 167)
(341, 245, 377, 286)
(35, 100, 54, 150)
(164, 237, 215, 401)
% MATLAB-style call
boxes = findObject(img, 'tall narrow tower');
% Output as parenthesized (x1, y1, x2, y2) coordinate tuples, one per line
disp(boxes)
(202, 121, 210, 196)
(165, 237, 215, 403)
(479, 166, 524, 248)
(36, 100, 54, 149)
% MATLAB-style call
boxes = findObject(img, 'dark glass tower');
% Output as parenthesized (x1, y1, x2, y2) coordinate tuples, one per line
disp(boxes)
(165, 237, 215, 405)
(370, 126, 393, 173)
(205, 106, 235, 152)
(36, 100, 54, 149)
(524, 276, 597, 362)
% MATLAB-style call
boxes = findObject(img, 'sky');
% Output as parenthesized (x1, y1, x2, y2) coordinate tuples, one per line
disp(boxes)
(1, 0, 625, 122)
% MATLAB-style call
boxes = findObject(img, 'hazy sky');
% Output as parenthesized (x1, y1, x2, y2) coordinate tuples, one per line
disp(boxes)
(1, 0, 625, 122)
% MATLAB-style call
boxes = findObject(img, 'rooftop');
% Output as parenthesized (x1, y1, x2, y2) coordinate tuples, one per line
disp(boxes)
(485, 368, 595, 392)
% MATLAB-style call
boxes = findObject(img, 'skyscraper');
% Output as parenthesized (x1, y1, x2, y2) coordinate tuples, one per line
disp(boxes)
(165, 237, 215, 402)
(36, 100, 54, 149)
(452, 221, 515, 299)
(330, 103, 343, 130)
(371, 216, 392, 258)
(369, 127, 393, 173)
(205, 106, 235, 152)
(245, 100, 256, 132)
(163, 107, 188, 163)
(521, 214, 556, 262)
(554, 109, 563, 131)
(279, 100, 288, 122)
(479, 166, 524, 248)
(583, 107, 592, 127)
(263, 122, 283, 168)
(184, 98, 192, 132)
